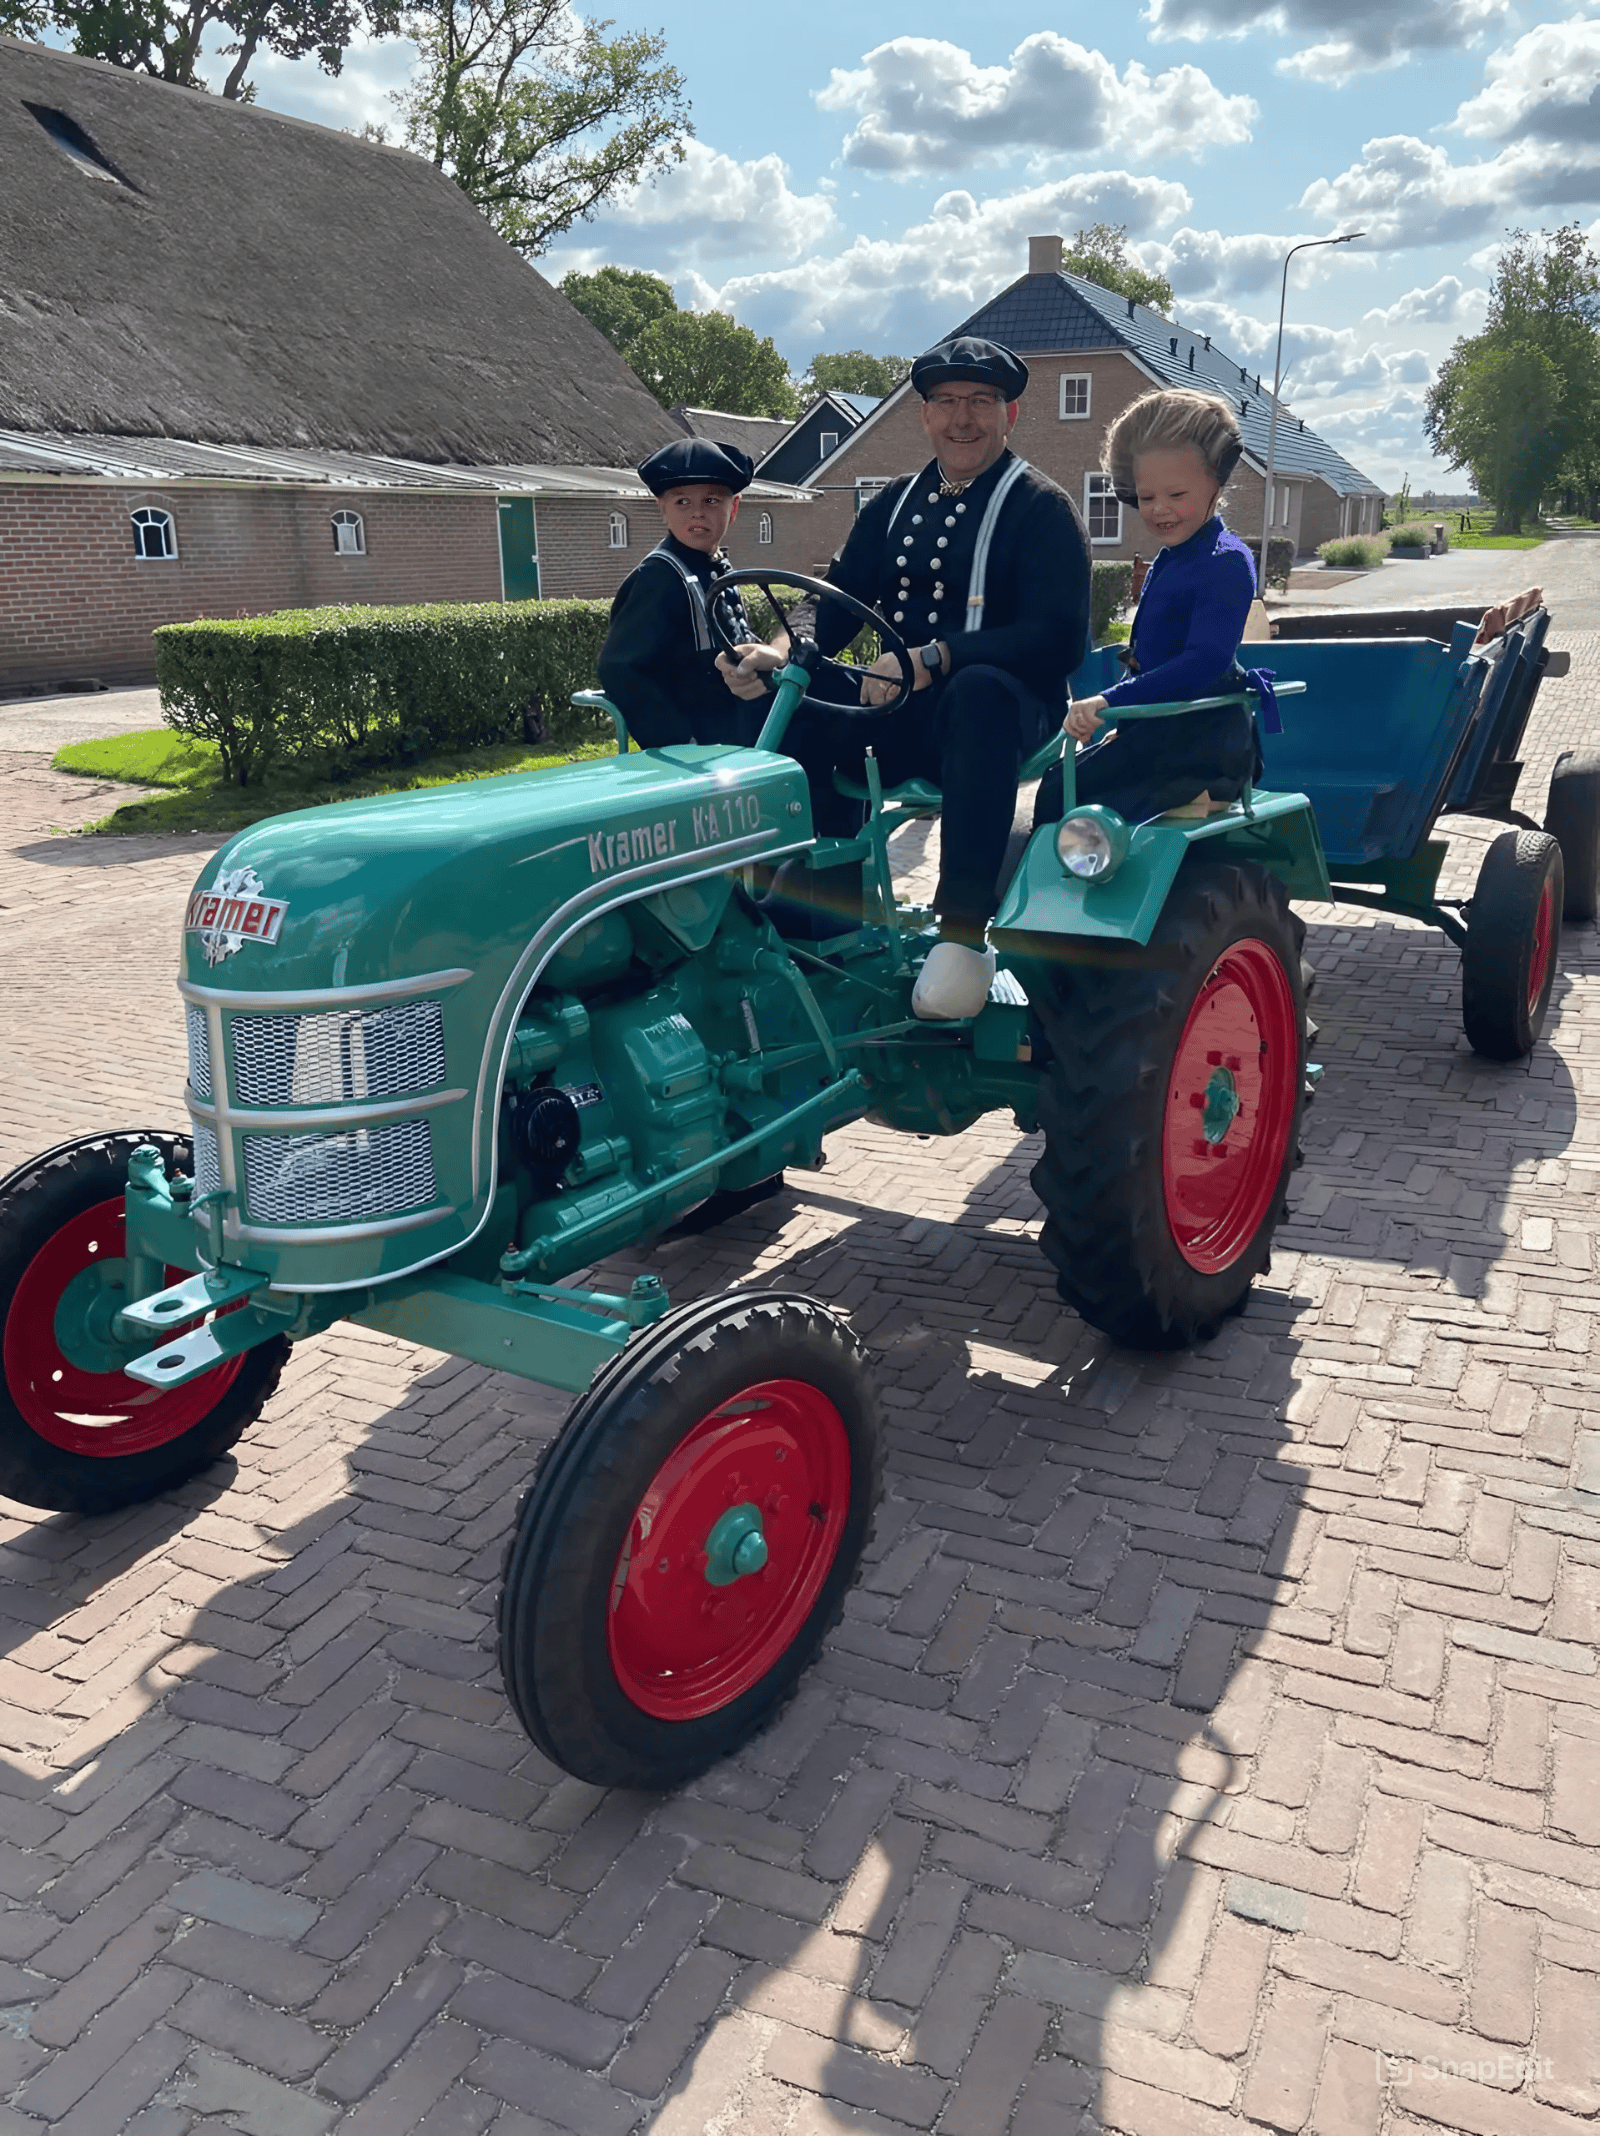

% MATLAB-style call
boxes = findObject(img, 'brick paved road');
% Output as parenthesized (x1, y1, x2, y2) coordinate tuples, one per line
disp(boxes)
(0, 628, 1598, 2136)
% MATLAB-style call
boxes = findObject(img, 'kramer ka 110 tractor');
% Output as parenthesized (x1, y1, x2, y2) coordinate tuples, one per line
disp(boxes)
(0, 579, 1572, 1788)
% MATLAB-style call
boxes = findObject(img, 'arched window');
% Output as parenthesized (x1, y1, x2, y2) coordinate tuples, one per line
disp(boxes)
(608, 511, 629, 549)
(758, 512, 773, 545)
(332, 510, 366, 555)
(130, 507, 176, 560)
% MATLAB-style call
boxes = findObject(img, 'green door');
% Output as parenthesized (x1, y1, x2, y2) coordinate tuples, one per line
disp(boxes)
(498, 496, 541, 601)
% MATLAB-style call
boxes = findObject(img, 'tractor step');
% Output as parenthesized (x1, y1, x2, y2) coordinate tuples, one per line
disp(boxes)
(117, 1263, 268, 1335)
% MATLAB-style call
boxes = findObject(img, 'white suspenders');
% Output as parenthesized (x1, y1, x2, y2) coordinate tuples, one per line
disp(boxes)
(879, 458, 1032, 633)
(643, 540, 713, 651)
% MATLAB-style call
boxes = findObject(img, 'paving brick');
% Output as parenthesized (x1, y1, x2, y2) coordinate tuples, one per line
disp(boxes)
(1352, 1795, 1425, 1913)
(1241, 1976, 1332, 2132)
(1309, 2035, 1381, 2136)
(1190, 1913, 1271, 2057)
(172, 1976, 333, 2080)
(1469, 1898, 1537, 2044)
(765, 2018, 948, 2128)
(938, 1995, 1049, 2136)
(183, 2047, 341, 2136)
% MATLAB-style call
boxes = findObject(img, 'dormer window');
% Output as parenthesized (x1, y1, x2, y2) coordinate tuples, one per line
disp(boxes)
(331, 510, 365, 555)
(26, 105, 132, 188)
(130, 508, 176, 560)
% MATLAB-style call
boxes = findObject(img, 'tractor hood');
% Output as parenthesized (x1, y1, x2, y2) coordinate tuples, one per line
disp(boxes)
(174, 745, 811, 1292)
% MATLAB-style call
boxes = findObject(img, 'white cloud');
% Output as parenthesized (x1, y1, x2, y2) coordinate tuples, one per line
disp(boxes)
(1362, 275, 1487, 328)
(1134, 226, 1335, 298)
(582, 140, 838, 262)
(696, 171, 1191, 357)
(817, 34, 1255, 172)
(1180, 299, 1430, 403)
(244, 30, 418, 133)
(1456, 16, 1600, 144)
(1143, 0, 1508, 85)
(1300, 131, 1600, 249)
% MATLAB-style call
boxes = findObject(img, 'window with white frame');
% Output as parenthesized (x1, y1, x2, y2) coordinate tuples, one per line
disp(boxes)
(331, 510, 366, 555)
(818, 430, 839, 459)
(1084, 473, 1121, 544)
(855, 477, 891, 515)
(608, 511, 629, 549)
(130, 507, 176, 560)
(758, 512, 773, 544)
(1059, 373, 1091, 420)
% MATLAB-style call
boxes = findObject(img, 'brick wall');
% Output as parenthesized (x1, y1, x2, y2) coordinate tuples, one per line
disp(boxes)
(534, 492, 819, 600)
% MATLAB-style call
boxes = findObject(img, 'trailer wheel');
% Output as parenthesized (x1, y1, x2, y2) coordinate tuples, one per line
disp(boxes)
(0, 1132, 288, 1514)
(498, 1290, 881, 1789)
(1462, 830, 1563, 1060)
(1031, 860, 1307, 1351)
(1544, 751, 1600, 922)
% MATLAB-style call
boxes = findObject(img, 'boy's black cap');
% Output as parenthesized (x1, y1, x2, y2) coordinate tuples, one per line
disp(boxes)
(911, 336, 1029, 401)
(637, 438, 755, 496)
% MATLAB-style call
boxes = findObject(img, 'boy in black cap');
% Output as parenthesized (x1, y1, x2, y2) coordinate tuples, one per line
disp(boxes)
(598, 439, 760, 748)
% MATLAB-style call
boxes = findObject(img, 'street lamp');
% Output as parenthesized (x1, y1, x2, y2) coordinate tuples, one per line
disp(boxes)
(1260, 231, 1364, 588)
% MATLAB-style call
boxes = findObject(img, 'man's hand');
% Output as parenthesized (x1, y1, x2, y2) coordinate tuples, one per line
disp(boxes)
(859, 648, 929, 709)
(1064, 694, 1107, 742)
(716, 642, 785, 701)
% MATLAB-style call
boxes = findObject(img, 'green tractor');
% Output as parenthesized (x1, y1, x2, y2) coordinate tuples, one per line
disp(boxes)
(0, 578, 1327, 1788)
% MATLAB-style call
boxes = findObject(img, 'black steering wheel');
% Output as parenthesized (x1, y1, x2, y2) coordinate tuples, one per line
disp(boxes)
(709, 568, 916, 717)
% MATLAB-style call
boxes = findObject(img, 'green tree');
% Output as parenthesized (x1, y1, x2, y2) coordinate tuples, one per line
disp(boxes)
(1427, 224, 1600, 531)
(1061, 222, 1175, 316)
(628, 309, 798, 419)
(395, 0, 690, 255)
(2, 0, 387, 96)
(558, 265, 677, 359)
(800, 350, 911, 401)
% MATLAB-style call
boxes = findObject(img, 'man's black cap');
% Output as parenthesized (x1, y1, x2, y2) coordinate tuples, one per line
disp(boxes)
(637, 438, 755, 496)
(911, 336, 1029, 401)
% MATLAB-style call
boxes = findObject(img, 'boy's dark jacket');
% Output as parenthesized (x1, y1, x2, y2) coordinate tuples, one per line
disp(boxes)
(598, 535, 756, 748)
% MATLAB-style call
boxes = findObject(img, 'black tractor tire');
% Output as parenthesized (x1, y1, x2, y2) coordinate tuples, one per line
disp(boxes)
(498, 1289, 881, 1790)
(0, 1132, 288, 1514)
(1461, 830, 1563, 1061)
(1030, 859, 1307, 1351)
(1544, 751, 1600, 922)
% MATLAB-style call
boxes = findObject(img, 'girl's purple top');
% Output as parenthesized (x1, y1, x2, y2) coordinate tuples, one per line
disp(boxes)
(1101, 517, 1256, 709)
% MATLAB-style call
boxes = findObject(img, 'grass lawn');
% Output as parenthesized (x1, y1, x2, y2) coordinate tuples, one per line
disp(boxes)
(52, 728, 616, 835)
(1437, 514, 1555, 551)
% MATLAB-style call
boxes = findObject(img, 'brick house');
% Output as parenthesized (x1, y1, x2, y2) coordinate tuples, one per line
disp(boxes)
(776, 235, 1383, 577)
(0, 40, 813, 693)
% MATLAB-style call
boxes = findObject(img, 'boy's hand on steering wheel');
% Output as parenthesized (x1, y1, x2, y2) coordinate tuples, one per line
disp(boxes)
(1064, 695, 1107, 741)
(716, 642, 785, 701)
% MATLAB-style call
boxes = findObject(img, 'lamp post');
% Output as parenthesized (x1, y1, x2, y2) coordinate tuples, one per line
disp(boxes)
(1260, 231, 1364, 589)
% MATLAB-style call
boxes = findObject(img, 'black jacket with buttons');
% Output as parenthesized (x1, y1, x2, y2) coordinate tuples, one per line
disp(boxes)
(815, 450, 1091, 706)
(598, 535, 757, 748)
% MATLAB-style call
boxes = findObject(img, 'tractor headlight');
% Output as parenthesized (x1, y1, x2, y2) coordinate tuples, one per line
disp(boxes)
(1055, 806, 1131, 882)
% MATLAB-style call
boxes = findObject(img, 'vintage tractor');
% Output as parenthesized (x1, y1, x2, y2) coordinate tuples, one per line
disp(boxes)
(0, 577, 1559, 1789)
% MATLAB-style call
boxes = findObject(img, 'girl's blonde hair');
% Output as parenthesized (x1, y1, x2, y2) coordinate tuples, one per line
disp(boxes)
(1103, 388, 1243, 505)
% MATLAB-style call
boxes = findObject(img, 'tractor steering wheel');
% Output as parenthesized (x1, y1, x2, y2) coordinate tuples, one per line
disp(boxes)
(709, 569, 916, 718)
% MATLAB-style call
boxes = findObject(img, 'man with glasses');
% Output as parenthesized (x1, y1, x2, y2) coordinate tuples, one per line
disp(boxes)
(722, 335, 1091, 1018)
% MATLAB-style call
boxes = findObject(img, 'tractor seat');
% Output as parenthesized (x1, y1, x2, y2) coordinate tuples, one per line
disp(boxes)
(832, 733, 1065, 812)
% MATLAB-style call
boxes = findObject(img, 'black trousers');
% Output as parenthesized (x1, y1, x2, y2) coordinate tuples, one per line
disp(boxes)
(784, 665, 1054, 945)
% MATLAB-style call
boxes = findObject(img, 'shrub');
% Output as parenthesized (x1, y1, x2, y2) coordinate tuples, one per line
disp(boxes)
(1386, 521, 1435, 551)
(1318, 534, 1389, 569)
(1251, 536, 1296, 593)
(155, 601, 614, 787)
(1091, 561, 1134, 640)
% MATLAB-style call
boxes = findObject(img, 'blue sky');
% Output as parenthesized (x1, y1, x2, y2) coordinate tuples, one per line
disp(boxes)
(241, 3, 1600, 489)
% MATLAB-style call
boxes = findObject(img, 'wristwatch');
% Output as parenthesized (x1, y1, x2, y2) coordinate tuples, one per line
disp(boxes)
(919, 642, 944, 674)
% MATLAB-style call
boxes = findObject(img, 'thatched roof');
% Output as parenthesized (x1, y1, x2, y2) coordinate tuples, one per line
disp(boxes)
(0, 38, 682, 467)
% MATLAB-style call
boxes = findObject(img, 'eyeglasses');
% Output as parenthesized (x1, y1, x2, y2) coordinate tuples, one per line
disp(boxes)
(926, 392, 1003, 413)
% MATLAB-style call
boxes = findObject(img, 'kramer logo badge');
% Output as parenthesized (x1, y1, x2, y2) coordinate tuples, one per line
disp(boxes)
(185, 865, 289, 966)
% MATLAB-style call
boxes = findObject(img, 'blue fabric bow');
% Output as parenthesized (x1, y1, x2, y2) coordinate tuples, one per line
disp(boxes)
(1241, 664, 1282, 735)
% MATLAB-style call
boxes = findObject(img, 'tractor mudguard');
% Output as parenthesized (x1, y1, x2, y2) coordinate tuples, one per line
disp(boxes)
(991, 791, 1331, 957)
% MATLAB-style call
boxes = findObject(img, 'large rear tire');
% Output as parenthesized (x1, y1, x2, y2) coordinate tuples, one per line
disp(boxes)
(498, 1289, 881, 1789)
(1461, 830, 1562, 1061)
(1544, 751, 1600, 922)
(1030, 860, 1307, 1351)
(0, 1132, 288, 1514)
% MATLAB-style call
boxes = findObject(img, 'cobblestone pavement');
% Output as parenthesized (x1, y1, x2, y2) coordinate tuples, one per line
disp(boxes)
(0, 622, 1599, 2136)
(0, 687, 165, 754)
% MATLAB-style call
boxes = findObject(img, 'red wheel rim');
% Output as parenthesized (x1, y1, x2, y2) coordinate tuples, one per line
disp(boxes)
(3, 1197, 247, 1457)
(1528, 872, 1556, 1014)
(607, 1378, 850, 1721)
(1161, 939, 1299, 1277)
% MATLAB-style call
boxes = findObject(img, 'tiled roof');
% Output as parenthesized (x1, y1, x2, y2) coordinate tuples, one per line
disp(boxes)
(953, 271, 1383, 499)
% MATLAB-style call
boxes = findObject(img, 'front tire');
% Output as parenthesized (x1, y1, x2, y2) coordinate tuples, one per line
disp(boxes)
(498, 1290, 881, 1790)
(1461, 830, 1562, 1060)
(0, 1132, 288, 1514)
(1031, 860, 1307, 1350)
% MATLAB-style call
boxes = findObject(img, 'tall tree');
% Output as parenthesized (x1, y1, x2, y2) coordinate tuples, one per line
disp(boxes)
(559, 265, 677, 360)
(628, 310, 797, 420)
(2, 0, 387, 96)
(1061, 223, 1175, 316)
(395, 0, 689, 255)
(801, 350, 911, 401)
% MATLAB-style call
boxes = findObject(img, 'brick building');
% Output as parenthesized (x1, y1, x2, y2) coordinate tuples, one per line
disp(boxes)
(0, 40, 813, 693)
(768, 236, 1383, 578)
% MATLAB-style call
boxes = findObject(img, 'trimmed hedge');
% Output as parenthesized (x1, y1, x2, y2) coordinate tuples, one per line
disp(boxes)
(155, 602, 614, 787)
(1091, 561, 1134, 641)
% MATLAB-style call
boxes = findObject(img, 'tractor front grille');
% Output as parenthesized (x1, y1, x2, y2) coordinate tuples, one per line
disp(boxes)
(191, 1123, 222, 1201)
(186, 1006, 212, 1099)
(241, 1117, 437, 1226)
(230, 1001, 447, 1109)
